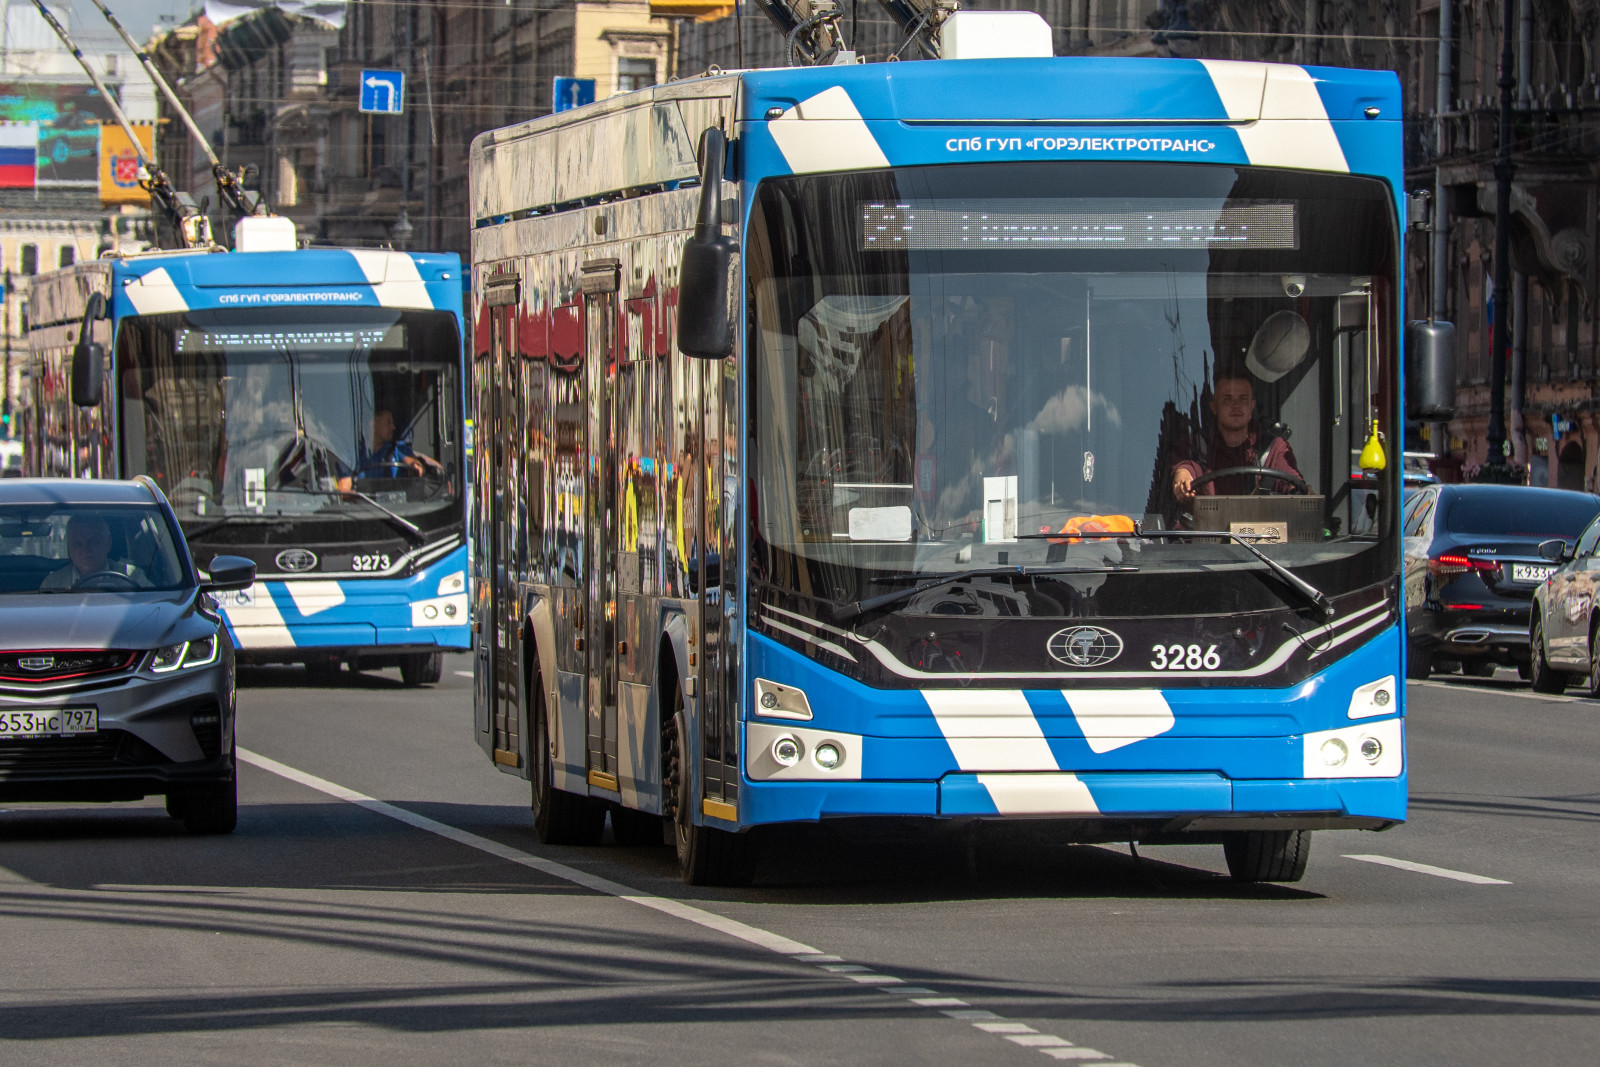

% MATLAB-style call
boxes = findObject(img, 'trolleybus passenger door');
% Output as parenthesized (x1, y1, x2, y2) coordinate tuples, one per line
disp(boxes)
(696, 357, 738, 817)
(582, 260, 622, 791)
(483, 285, 523, 769)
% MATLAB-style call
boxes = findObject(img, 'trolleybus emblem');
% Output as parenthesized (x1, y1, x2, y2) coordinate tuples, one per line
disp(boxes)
(276, 549, 318, 572)
(1046, 626, 1123, 667)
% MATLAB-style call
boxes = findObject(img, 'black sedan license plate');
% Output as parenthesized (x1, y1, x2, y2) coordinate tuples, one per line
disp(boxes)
(0, 708, 97, 738)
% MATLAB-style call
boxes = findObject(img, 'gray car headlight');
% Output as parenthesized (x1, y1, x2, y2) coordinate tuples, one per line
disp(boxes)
(150, 634, 220, 673)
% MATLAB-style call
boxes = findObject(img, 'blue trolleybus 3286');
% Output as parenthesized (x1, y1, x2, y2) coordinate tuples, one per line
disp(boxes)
(467, 18, 1454, 884)
(25, 221, 469, 684)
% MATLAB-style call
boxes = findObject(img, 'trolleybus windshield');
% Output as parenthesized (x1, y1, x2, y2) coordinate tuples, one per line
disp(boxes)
(115, 306, 463, 531)
(749, 162, 1399, 619)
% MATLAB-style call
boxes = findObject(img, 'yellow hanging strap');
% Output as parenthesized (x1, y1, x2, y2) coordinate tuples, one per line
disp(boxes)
(1359, 427, 1388, 472)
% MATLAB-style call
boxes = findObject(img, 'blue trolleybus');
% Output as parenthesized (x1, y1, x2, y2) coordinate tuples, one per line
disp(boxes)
(25, 225, 469, 684)
(468, 27, 1447, 883)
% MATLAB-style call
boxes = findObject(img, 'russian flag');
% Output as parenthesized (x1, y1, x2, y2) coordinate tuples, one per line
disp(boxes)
(0, 122, 38, 189)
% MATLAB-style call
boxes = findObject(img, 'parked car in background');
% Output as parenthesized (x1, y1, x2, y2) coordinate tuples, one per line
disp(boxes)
(1529, 510, 1600, 694)
(1403, 484, 1600, 680)
(0, 478, 255, 831)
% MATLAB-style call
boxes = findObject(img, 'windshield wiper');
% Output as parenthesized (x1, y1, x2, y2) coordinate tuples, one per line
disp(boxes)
(263, 485, 425, 545)
(1138, 529, 1334, 617)
(832, 564, 1137, 624)
(335, 488, 425, 544)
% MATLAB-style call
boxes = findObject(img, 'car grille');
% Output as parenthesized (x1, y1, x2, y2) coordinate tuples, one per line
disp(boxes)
(0, 730, 167, 774)
(0, 650, 140, 684)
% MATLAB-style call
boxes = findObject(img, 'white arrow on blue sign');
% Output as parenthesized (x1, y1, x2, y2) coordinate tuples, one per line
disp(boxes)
(360, 69, 405, 115)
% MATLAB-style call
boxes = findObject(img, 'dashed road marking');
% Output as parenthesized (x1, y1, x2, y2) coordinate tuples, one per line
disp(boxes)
(452, 670, 474, 679)
(1411, 679, 1585, 704)
(1344, 853, 1513, 885)
(239, 747, 1144, 1066)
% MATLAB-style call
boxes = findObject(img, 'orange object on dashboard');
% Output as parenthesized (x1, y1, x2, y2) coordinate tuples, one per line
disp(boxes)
(1054, 514, 1136, 543)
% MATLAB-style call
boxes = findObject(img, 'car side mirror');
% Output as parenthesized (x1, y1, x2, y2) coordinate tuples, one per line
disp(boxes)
(1538, 538, 1572, 563)
(71, 341, 104, 408)
(1406, 320, 1456, 421)
(201, 554, 256, 593)
(676, 127, 737, 360)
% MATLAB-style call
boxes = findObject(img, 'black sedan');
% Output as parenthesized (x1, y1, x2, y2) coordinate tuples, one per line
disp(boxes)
(1403, 483, 1600, 680)
(0, 478, 254, 831)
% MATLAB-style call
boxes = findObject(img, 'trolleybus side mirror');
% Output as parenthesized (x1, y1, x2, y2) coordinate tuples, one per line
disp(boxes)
(70, 292, 109, 409)
(677, 127, 737, 360)
(1405, 319, 1456, 421)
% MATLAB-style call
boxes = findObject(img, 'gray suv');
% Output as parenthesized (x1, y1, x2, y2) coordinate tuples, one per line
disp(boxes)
(0, 478, 254, 832)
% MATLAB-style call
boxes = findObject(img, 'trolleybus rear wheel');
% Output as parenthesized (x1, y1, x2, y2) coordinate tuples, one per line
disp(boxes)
(530, 667, 604, 846)
(1222, 829, 1311, 883)
(664, 684, 753, 886)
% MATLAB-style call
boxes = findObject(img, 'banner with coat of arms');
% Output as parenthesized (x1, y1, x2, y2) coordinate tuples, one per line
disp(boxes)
(98, 123, 153, 205)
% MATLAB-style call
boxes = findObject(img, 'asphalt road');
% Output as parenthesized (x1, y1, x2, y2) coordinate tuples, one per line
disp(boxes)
(2, 659, 1597, 1065)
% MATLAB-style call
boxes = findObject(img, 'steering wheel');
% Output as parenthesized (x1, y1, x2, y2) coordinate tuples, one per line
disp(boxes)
(1190, 466, 1310, 496)
(75, 569, 141, 591)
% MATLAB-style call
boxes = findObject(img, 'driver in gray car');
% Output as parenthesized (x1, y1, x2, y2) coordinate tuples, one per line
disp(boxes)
(1170, 362, 1303, 505)
(39, 514, 151, 590)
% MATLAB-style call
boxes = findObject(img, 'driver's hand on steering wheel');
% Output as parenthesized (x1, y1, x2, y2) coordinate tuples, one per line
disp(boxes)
(1173, 468, 1196, 504)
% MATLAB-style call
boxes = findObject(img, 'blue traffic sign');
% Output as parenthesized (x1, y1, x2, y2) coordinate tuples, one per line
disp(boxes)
(360, 69, 405, 115)
(553, 77, 595, 113)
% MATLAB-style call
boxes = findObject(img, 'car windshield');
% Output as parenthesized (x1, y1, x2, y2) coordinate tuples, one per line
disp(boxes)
(115, 306, 463, 525)
(748, 162, 1400, 618)
(1445, 489, 1600, 537)
(0, 502, 189, 594)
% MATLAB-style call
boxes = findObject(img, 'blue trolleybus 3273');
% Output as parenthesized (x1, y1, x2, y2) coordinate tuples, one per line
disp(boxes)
(25, 222, 469, 684)
(468, 22, 1453, 884)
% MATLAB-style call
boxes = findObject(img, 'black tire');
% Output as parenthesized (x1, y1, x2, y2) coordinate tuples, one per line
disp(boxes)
(1586, 626, 1600, 698)
(400, 651, 443, 687)
(611, 806, 665, 846)
(176, 748, 238, 835)
(1529, 614, 1568, 694)
(1462, 659, 1496, 678)
(1517, 661, 1533, 681)
(664, 686, 753, 886)
(1405, 642, 1432, 681)
(529, 667, 604, 846)
(1223, 829, 1311, 883)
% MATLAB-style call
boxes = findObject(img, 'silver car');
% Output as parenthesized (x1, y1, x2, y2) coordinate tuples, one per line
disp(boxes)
(0, 478, 254, 832)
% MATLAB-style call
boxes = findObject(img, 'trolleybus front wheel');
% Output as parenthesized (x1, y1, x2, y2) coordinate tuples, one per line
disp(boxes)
(400, 651, 443, 686)
(530, 667, 604, 846)
(664, 685, 754, 887)
(1222, 829, 1311, 883)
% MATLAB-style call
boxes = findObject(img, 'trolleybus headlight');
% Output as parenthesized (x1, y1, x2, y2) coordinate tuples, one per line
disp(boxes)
(771, 736, 802, 767)
(813, 742, 843, 771)
(1320, 738, 1349, 768)
(1359, 737, 1383, 763)
(423, 605, 439, 620)
(444, 603, 457, 618)
(1374, 688, 1391, 707)
(760, 691, 779, 710)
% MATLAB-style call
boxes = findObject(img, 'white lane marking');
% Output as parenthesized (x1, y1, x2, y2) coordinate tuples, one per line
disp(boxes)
(241, 747, 1144, 1065)
(1411, 679, 1584, 704)
(1343, 854, 1513, 885)
(237, 748, 816, 955)
(453, 670, 474, 678)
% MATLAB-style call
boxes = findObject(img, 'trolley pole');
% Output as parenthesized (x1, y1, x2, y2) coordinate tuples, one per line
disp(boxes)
(1486, 0, 1515, 478)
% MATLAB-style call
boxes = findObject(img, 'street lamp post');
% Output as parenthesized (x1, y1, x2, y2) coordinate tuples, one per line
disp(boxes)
(1486, 0, 1516, 478)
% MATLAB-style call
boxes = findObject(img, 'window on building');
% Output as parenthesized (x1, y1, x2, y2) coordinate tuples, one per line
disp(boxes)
(19, 244, 37, 275)
(58, 245, 75, 268)
(617, 57, 657, 94)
